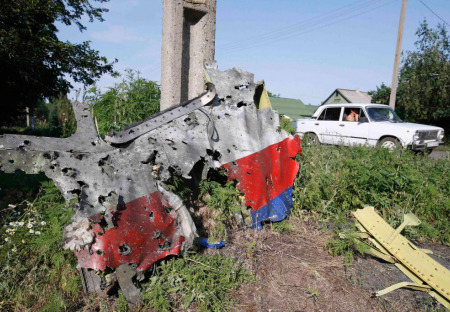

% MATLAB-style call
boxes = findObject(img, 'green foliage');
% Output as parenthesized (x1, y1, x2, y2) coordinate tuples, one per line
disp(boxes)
(1, 95, 77, 138)
(371, 21, 450, 132)
(278, 116, 296, 134)
(0, 181, 80, 311)
(368, 82, 392, 105)
(272, 220, 295, 234)
(397, 20, 450, 131)
(116, 291, 129, 312)
(267, 91, 280, 97)
(166, 168, 243, 241)
(198, 171, 242, 241)
(325, 227, 370, 266)
(293, 145, 450, 244)
(141, 253, 250, 312)
(0, 0, 115, 124)
(88, 69, 161, 134)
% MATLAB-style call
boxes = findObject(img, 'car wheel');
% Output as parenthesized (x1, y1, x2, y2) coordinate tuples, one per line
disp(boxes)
(378, 137, 400, 150)
(304, 133, 320, 145)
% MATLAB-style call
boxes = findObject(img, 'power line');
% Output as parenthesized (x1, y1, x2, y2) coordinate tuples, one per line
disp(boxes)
(418, 0, 450, 27)
(218, 0, 396, 54)
(218, 0, 397, 56)
(218, 0, 374, 50)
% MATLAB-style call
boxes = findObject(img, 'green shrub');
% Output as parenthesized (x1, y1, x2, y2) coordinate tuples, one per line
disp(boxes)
(293, 145, 450, 244)
(87, 69, 160, 135)
(166, 169, 242, 241)
(278, 116, 296, 134)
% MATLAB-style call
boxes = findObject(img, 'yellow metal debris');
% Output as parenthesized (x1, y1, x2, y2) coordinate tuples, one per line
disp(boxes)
(351, 206, 450, 309)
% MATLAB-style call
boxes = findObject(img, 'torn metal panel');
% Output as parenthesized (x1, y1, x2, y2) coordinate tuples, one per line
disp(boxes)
(104, 83, 216, 144)
(0, 63, 302, 303)
(74, 191, 184, 271)
(351, 206, 450, 309)
(223, 136, 301, 229)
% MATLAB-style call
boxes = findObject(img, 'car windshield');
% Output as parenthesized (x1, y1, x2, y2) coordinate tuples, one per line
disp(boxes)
(366, 107, 403, 122)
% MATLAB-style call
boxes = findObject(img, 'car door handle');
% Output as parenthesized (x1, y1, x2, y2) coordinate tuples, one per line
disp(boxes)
(314, 123, 319, 126)
(339, 124, 345, 127)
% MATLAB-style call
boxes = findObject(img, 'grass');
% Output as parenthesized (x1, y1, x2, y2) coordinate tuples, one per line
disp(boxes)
(0, 181, 81, 311)
(293, 144, 450, 245)
(140, 253, 251, 312)
(434, 145, 450, 151)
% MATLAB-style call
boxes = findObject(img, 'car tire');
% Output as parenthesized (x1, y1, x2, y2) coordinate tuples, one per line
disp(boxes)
(304, 133, 320, 145)
(378, 137, 400, 150)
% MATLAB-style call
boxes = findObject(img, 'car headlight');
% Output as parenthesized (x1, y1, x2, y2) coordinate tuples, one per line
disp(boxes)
(413, 131, 420, 141)
(438, 130, 445, 141)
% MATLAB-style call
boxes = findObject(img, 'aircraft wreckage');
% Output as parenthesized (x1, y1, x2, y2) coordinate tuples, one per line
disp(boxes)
(0, 64, 302, 303)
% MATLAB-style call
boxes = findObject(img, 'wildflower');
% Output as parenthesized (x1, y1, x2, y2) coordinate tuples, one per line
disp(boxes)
(8, 204, 16, 208)
(35, 231, 41, 235)
(29, 229, 34, 234)
(12, 247, 17, 252)
(21, 239, 26, 244)
(9, 222, 14, 226)
(4, 237, 10, 242)
(18, 222, 24, 227)
(27, 223, 33, 229)
(40, 221, 46, 226)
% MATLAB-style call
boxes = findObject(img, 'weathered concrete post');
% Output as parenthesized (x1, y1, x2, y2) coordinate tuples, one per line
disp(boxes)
(160, 0, 216, 110)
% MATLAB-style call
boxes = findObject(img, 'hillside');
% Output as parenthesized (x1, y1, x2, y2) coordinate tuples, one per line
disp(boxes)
(269, 96, 318, 119)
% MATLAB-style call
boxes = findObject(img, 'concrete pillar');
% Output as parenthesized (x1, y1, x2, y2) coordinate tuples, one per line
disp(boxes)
(160, 0, 216, 111)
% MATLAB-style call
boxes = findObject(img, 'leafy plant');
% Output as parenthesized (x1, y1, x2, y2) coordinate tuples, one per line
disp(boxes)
(88, 69, 160, 134)
(278, 116, 296, 134)
(371, 21, 450, 133)
(0, 0, 115, 124)
(325, 227, 370, 266)
(198, 170, 242, 241)
(141, 253, 250, 312)
(0, 181, 80, 311)
(293, 145, 450, 244)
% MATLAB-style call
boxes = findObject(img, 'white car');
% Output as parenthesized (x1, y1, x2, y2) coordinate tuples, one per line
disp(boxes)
(295, 103, 445, 152)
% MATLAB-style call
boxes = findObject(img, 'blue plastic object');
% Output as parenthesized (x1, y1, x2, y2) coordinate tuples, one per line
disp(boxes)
(195, 237, 226, 249)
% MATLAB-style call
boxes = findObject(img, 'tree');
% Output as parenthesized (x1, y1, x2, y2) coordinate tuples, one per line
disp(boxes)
(397, 20, 450, 128)
(368, 82, 392, 104)
(267, 91, 281, 98)
(369, 21, 450, 131)
(0, 0, 116, 124)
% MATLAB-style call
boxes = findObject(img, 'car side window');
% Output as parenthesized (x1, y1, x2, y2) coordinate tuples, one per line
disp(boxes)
(323, 107, 341, 121)
(343, 107, 366, 122)
(317, 109, 326, 120)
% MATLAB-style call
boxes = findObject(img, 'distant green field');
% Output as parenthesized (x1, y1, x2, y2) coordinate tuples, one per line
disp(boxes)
(269, 97, 318, 119)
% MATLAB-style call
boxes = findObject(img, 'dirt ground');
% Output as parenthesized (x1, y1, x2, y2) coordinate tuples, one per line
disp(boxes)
(203, 219, 449, 312)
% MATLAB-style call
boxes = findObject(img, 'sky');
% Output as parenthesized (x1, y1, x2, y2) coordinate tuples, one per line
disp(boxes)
(58, 0, 450, 106)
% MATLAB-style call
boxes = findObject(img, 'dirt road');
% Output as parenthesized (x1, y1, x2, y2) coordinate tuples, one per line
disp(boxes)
(429, 150, 450, 160)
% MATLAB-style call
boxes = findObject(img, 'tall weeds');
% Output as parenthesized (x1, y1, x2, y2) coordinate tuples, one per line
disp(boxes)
(293, 145, 450, 244)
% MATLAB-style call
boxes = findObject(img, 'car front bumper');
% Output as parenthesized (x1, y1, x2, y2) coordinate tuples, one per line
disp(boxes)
(410, 141, 444, 151)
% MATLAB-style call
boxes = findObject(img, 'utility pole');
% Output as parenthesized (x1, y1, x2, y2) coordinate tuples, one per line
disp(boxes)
(389, 0, 408, 110)
(160, 0, 216, 111)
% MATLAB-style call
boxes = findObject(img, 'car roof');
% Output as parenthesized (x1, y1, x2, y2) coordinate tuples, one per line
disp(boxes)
(311, 103, 390, 117)
(320, 103, 388, 108)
